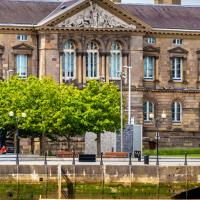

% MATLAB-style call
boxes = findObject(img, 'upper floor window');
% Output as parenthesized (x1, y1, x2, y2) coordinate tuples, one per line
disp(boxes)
(109, 42, 122, 79)
(172, 102, 182, 123)
(16, 54, 28, 78)
(144, 101, 154, 122)
(171, 57, 182, 81)
(146, 37, 156, 44)
(86, 41, 99, 78)
(173, 39, 183, 45)
(144, 56, 155, 80)
(62, 40, 76, 81)
(17, 35, 28, 41)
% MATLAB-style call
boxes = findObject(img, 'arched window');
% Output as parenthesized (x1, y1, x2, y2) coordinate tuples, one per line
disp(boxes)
(109, 42, 122, 79)
(86, 41, 99, 78)
(62, 40, 76, 81)
(144, 101, 154, 122)
(172, 102, 182, 122)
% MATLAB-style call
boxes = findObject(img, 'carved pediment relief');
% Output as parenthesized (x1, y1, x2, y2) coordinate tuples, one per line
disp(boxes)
(12, 43, 33, 55)
(168, 47, 188, 54)
(56, 4, 136, 30)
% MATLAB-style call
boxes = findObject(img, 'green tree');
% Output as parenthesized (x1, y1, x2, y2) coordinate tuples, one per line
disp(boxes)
(81, 80, 121, 155)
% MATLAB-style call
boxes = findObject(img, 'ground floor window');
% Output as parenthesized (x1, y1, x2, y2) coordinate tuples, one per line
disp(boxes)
(16, 54, 28, 78)
(144, 101, 154, 122)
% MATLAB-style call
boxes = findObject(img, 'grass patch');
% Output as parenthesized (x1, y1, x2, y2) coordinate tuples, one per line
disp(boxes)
(143, 148, 200, 156)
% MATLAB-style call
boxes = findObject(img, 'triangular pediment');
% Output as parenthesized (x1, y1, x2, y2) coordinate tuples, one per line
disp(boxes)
(13, 43, 34, 50)
(38, 0, 150, 30)
(143, 45, 160, 52)
(168, 47, 188, 54)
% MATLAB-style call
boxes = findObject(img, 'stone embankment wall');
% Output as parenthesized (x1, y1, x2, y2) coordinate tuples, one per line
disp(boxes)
(0, 165, 199, 184)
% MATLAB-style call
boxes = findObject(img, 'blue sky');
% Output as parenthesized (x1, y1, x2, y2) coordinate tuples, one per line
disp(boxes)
(122, 0, 200, 5)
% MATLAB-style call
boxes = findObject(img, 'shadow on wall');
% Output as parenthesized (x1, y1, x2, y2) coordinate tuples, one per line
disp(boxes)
(173, 187, 200, 199)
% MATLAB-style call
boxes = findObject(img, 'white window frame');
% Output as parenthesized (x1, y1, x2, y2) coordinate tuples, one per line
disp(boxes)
(16, 35, 28, 41)
(172, 102, 182, 123)
(144, 101, 154, 122)
(62, 41, 76, 81)
(86, 42, 99, 78)
(172, 57, 183, 81)
(144, 56, 155, 80)
(173, 39, 183, 45)
(109, 42, 122, 80)
(16, 54, 28, 78)
(147, 37, 156, 44)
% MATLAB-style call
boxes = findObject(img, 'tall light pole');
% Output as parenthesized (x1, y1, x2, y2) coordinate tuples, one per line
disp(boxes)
(149, 111, 166, 165)
(118, 71, 126, 152)
(123, 66, 132, 125)
(8, 111, 26, 165)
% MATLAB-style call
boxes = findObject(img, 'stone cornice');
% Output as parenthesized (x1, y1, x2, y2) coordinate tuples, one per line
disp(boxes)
(124, 87, 200, 94)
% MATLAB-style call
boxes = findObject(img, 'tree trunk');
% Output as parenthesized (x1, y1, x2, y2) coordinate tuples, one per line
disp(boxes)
(96, 134, 101, 156)
(40, 133, 46, 155)
(30, 137, 34, 154)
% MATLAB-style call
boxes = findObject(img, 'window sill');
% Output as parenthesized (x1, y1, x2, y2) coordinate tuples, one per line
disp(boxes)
(168, 80, 188, 84)
(172, 122, 182, 126)
(143, 79, 154, 82)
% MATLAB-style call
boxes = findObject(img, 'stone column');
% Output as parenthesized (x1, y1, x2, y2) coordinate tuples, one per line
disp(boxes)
(105, 53, 110, 82)
(77, 53, 82, 84)
(83, 53, 86, 84)
(129, 35, 143, 87)
(129, 35, 144, 124)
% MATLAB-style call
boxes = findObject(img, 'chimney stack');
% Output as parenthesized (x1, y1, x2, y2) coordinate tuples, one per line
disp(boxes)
(154, 0, 181, 5)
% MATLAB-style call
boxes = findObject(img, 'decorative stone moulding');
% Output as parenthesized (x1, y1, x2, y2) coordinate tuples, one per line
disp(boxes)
(57, 4, 136, 30)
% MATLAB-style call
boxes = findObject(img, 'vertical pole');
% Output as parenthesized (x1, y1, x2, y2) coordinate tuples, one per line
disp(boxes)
(16, 117, 19, 165)
(100, 152, 103, 165)
(120, 75, 123, 152)
(128, 67, 131, 125)
(129, 152, 132, 166)
(58, 164, 61, 199)
(184, 152, 187, 166)
(156, 130, 159, 166)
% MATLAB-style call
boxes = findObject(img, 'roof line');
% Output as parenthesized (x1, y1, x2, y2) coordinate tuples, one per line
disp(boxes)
(153, 28, 200, 32)
(37, 0, 84, 26)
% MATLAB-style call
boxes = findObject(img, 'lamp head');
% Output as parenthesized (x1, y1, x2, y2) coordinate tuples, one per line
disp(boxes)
(161, 110, 167, 119)
(149, 113, 154, 120)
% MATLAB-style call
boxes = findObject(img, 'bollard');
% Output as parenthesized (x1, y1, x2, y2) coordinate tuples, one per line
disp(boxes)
(100, 152, 103, 165)
(129, 153, 132, 166)
(72, 151, 75, 165)
(138, 151, 141, 162)
(184, 152, 187, 166)
(144, 155, 149, 165)
(44, 152, 47, 165)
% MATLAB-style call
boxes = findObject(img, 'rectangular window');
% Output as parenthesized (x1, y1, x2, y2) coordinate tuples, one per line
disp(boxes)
(173, 39, 183, 45)
(146, 37, 156, 44)
(86, 52, 98, 78)
(144, 56, 155, 80)
(17, 35, 28, 41)
(16, 54, 28, 78)
(172, 57, 182, 81)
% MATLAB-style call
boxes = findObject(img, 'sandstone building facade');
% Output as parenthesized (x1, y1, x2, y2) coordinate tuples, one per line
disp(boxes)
(1, 0, 200, 148)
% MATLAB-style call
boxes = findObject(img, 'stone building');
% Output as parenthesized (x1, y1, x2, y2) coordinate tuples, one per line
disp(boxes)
(1, 0, 200, 148)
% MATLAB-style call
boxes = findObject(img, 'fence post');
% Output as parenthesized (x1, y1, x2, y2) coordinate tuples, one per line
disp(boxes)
(129, 153, 132, 166)
(184, 152, 187, 166)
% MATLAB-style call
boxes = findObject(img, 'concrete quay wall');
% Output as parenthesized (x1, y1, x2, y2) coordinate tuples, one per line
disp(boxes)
(0, 165, 199, 185)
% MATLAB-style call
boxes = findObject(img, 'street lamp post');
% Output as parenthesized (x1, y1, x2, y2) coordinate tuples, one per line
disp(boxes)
(8, 111, 26, 165)
(123, 66, 132, 125)
(149, 111, 166, 165)
(118, 71, 126, 152)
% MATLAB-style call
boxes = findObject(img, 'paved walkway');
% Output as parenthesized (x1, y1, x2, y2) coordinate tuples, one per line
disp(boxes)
(0, 154, 199, 166)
